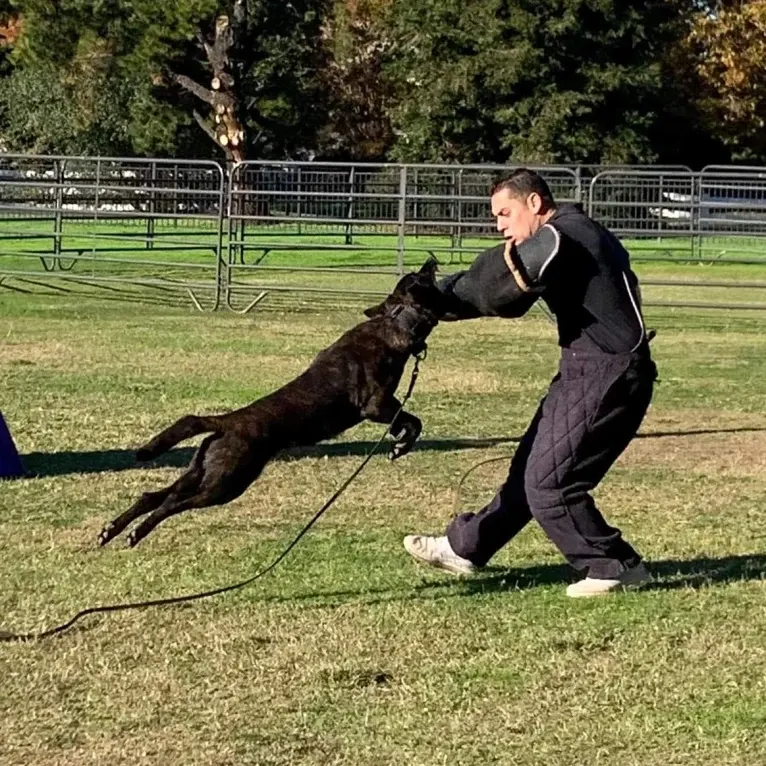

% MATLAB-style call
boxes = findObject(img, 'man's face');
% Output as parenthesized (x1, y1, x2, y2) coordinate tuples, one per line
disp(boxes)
(491, 188, 544, 245)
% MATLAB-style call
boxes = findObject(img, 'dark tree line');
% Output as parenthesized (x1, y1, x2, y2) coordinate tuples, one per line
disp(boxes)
(0, 1, 759, 167)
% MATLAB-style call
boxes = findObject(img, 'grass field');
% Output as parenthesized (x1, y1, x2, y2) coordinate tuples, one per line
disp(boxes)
(2, 254, 766, 764)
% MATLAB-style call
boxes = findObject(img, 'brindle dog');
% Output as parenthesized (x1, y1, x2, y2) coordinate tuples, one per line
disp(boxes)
(98, 258, 448, 547)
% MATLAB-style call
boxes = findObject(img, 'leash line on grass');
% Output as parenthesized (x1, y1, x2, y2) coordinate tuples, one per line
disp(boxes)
(0, 353, 426, 643)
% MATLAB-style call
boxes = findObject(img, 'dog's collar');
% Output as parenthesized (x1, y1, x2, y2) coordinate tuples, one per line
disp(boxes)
(386, 304, 438, 349)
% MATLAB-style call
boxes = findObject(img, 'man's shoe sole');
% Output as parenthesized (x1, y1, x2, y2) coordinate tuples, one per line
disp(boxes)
(566, 566, 651, 598)
(403, 537, 476, 576)
(567, 582, 646, 598)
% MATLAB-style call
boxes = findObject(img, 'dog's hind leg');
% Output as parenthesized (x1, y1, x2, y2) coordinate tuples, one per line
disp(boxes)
(98, 487, 173, 546)
(124, 486, 222, 548)
(136, 414, 222, 462)
(98, 434, 218, 546)
(125, 435, 268, 547)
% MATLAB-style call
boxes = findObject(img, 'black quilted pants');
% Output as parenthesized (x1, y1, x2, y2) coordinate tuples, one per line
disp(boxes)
(447, 348, 657, 578)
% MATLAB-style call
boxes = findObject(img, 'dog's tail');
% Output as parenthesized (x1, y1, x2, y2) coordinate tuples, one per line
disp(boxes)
(136, 414, 223, 462)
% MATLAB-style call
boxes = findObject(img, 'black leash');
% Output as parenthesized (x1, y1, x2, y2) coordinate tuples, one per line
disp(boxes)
(451, 454, 512, 516)
(0, 352, 427, 643)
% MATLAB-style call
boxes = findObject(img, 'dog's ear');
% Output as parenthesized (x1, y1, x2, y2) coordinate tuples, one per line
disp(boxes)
(363, 300, 387, 318)
(419, 256, 439, 278)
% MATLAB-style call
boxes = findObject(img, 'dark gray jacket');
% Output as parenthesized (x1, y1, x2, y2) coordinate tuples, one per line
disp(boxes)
(439, 203, 648, 355)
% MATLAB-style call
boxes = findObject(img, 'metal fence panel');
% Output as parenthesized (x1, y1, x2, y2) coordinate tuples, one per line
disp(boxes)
(225, 162, 405, 312)
(223, 161, 584, 310)
(0, 154, 226, 309)
(588, 168, 766, 309)
(587, 170, 698, 260)
(3, 153, 766, 312)
(403, 164, 580, 253)
(697, 166, 766, 263)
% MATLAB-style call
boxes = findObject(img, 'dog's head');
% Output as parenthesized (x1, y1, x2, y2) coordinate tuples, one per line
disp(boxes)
(362, 257, 447, 354)
(363, 257, 446, 321)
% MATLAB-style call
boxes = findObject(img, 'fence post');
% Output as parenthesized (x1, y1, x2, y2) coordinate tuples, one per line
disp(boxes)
(173, 162, 180, 223)
(397, 165, 407, 276)
(296, 165, 302, 236)
(214, 162, 226, 310)
(53, 159, 64, 261)
(455, 168, 464, 253)
(225, 163, 238, 303)
(147, 160, 157, 250)
(692, 171, 702, 260)
(413, 167, 420, 239)
(345, 165, 355, 246)
(450, 169, 457, 249)
(94, 158, 101, 218)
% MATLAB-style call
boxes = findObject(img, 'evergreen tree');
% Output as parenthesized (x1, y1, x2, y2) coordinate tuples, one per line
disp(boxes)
(383, 0, 696, 165)
(317, 0, 394, 160)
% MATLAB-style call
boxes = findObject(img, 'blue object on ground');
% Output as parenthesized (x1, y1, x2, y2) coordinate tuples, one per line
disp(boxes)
(0, 411, 24, 479)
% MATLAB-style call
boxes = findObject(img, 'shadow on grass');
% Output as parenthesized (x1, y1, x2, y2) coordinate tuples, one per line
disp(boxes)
(249, 553, 766, 610)
(3, 554, 763, 642)
(15, 426, 766, 479)
(16, 437, 514, 478)
(452, 553, 766, 594)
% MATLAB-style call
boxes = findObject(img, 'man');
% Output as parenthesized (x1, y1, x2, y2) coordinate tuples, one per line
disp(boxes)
(404, 168, 657, 597)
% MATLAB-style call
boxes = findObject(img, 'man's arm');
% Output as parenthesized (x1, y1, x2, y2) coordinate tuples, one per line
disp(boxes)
(436, 271, 484, 320)
(437, 242, 540, 320)
(507, 223, 561, 293)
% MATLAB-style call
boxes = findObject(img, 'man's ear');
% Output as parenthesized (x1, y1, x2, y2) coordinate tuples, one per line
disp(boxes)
(526, 192, 543, 214)
(419, 256, 439, 278)
(363, 300, 387, 318)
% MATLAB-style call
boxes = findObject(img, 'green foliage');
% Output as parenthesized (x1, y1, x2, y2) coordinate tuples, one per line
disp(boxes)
(0, 0, 219, 155)
(316, 0, 395, 160)
(239, 0, 330, 159)
(0, 59, 141, 155)
(0, 0, 761, 165)
(0, 0, 329, 158)
(686, 0, 766, 162)
(383, 0, 695, 165)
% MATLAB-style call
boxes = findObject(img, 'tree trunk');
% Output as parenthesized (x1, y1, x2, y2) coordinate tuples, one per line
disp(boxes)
(172, 0, 248, 163)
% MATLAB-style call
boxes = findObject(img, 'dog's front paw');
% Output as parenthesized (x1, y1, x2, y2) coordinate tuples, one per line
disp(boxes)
(388, 415, 421, 461)
(389, 440, 414, 461)
(389, 423, 407, 441)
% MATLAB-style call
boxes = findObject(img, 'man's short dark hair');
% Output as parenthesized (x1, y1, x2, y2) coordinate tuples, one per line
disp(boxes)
(490, 169, 556, 208)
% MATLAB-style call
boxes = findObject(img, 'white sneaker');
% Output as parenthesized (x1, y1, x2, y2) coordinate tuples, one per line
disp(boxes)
(566, 562, 651, 598)
(403, 535, 477, 576)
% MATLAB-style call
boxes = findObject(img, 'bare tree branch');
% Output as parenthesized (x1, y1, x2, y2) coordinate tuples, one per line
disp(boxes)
(192, 110, 219, 145)
(184, 4, 249, 161)
(195, 30, 215, 61)
(170, 72, 216, 106)
(211, 72, 235, 89)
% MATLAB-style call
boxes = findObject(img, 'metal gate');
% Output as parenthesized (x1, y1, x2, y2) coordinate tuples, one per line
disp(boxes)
(588, 169, 766, 310)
